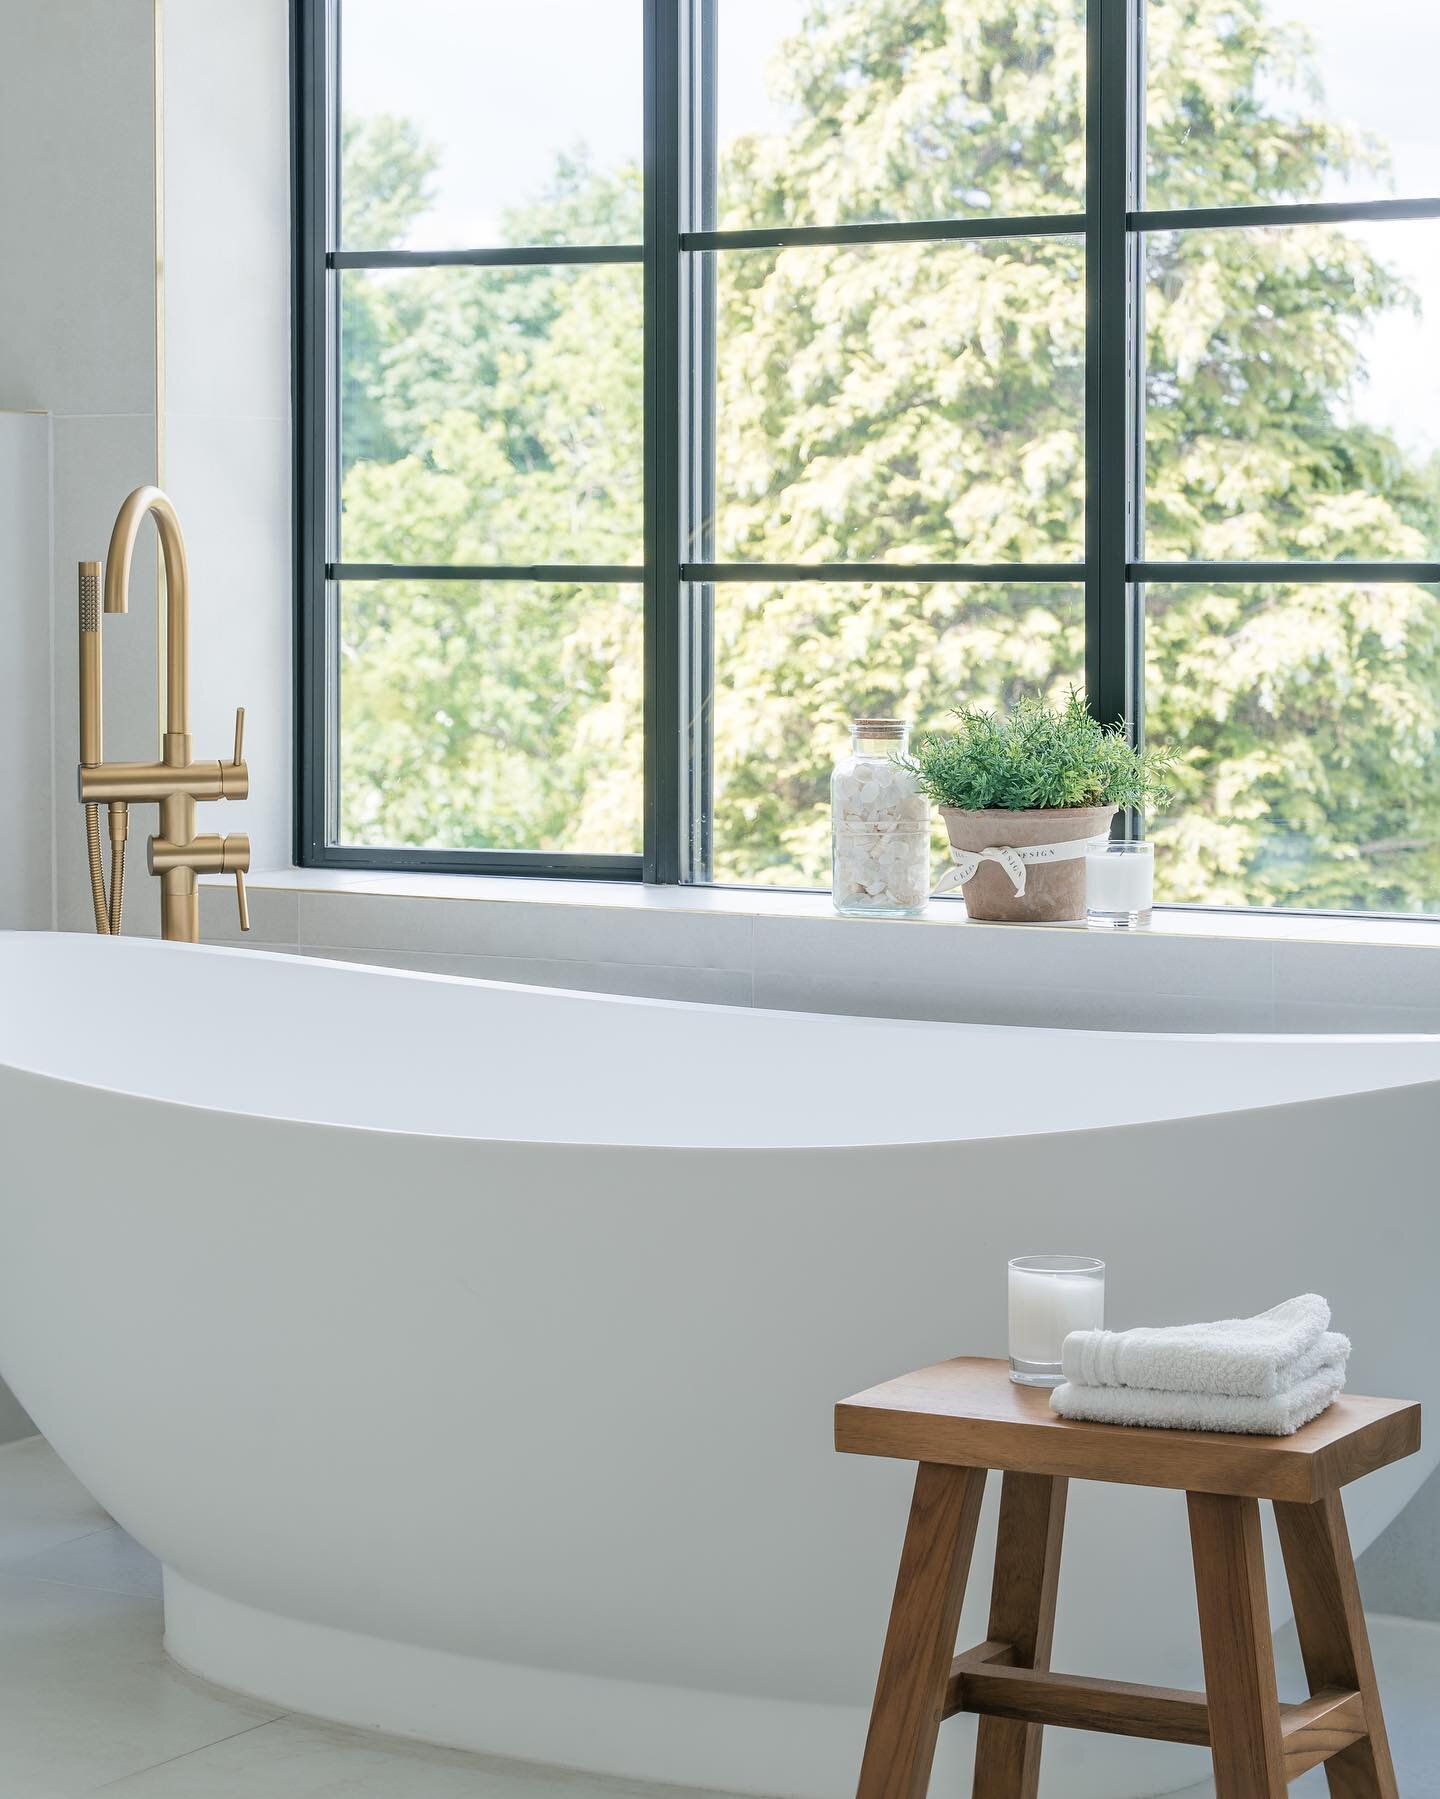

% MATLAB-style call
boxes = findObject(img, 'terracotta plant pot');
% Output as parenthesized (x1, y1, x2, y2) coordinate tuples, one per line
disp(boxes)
(939, 805, 1117, 923)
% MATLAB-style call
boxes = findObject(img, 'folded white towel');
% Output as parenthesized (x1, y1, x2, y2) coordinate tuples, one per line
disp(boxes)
(1050, 1359, 1347, 1437)
(1061, 1294, 1350, 1399)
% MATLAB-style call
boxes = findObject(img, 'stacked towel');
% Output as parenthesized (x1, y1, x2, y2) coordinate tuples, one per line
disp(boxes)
(1051, 1295, 1350, 1436)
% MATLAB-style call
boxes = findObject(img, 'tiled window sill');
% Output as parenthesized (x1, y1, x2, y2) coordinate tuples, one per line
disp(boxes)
(218, 865, 1440, 950)
(185, 867, 1440, 1035)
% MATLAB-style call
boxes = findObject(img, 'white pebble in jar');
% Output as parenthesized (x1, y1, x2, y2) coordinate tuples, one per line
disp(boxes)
(830, 720, 931, 918)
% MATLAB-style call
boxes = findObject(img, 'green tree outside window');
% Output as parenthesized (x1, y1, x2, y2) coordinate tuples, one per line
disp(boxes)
(336, 0, 1440, 912)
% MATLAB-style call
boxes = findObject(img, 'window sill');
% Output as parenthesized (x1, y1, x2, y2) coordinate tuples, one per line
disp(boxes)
(225, 866, 1440, 951)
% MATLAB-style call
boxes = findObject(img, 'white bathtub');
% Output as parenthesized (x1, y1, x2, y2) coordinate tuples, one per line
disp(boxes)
(0, 929, 1435, 1798)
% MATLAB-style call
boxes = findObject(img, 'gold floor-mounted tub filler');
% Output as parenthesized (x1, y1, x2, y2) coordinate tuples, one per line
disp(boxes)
(77, 486, 249, 943)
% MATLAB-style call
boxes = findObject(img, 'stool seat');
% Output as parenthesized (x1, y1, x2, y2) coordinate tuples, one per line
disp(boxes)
(838, 1355, 1419, 1799)
(836, 1355, 1420, 1501)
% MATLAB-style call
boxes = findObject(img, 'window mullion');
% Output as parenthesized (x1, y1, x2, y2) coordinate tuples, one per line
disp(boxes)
(1085, 0, 1142, 757)
(643, 0, 687, 884)
(293, 0, 334, 865)
(685, 0, 718, 883)
(1128, 0, 1147, 768)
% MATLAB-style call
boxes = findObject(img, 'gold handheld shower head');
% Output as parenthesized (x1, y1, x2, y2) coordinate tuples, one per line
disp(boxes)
(79, 561, 103, 768)
(78, 560, 113, 933)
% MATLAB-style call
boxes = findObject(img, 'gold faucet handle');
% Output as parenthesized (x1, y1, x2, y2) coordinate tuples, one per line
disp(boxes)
(220, 832, 251, 933)
(217, 704, 250, 801)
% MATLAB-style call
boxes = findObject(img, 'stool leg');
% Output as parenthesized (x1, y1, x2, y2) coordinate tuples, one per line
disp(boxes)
(1187, 1491, 1288, 1798)
(856, 1463, 986, 1799)
(1274, 1492, 1399, 1798)
(970, 1472, 1067, 1799)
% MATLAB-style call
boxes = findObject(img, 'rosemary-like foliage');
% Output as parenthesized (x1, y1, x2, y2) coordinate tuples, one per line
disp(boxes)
(900, 692, 1172, 813)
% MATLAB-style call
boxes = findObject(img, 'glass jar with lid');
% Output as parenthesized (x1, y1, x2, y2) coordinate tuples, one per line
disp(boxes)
(830, 718, 931, 918)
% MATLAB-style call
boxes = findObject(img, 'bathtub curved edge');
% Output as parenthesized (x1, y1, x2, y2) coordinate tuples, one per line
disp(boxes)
(161, 1568, 865, 1799)
(160, 1570, 1206, 1799)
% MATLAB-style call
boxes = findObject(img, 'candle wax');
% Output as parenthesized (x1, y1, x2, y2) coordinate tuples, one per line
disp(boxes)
(1085, 850, 1154, 915)
(1008, 1266, 1105, 1365)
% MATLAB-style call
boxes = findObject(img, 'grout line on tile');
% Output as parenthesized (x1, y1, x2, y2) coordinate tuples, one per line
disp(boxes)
(84, 1716, 284, 1793)
(0, 1522, 118, 1566)
(0, 1566, 158, 1602)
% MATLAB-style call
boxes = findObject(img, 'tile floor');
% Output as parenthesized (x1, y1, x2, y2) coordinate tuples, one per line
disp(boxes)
(0, 1435, 1434, 1798)
(0, 1437, 737, 1799)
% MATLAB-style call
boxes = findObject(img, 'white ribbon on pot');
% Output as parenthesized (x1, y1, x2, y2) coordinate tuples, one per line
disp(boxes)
(933, 835, 1101, 900)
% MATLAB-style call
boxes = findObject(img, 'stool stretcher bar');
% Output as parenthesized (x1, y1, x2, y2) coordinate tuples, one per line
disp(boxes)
(945, 1652, 1366, 1775)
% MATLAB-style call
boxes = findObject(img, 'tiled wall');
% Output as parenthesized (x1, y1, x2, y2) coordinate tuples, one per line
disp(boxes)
(0, 412, 51, 933)
(190, 873, 1440, 1037)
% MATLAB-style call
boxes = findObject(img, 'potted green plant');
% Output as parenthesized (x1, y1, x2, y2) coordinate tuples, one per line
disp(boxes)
(901, 692, 1171, 923)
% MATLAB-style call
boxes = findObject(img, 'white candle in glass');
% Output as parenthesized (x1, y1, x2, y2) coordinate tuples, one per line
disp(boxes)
(1008, 1256, 1105, 1386)
(1085, 840, 1154, 928)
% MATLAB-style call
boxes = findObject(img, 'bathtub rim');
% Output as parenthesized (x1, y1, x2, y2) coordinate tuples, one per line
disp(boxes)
(4, 931, 1440, 1154)
(5, 1013, 1440, 1161)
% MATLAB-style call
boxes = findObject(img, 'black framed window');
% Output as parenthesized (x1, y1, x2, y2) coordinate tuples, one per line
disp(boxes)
(295, 0, 1440, 912)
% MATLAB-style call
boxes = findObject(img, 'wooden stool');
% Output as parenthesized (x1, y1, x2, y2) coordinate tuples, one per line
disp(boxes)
(837, 1357, 1420, 1799)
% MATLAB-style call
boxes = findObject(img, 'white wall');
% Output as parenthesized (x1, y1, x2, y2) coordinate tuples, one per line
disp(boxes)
(0, 412, 52, 934)
(0, 0, 291, 943)
(0, 0, 163, 937)
(161, 0, 293, 886)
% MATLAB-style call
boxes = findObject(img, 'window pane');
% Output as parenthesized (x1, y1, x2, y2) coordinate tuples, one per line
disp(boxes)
(339, 265, 643, 565)
(1144, 222, 1440, 563)
(338, 582, 642, 854)
(1147, 0, 1440, 212)
(339, 0, 642, 251)
(1146, 583, 1440, 913)
(709, 582, 1084, 886)
(715, 0, 1086, 231)
(707, 238, 1085, 564)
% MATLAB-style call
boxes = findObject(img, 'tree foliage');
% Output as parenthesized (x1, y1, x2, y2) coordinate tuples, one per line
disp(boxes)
(337, 0, 1440, 910)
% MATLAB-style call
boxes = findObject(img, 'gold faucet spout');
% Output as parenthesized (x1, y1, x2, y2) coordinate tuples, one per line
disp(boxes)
(104, 484, 190, 764)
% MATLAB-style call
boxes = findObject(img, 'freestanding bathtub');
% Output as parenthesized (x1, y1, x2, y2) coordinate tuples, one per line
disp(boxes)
(0, 930, 1436, 1798)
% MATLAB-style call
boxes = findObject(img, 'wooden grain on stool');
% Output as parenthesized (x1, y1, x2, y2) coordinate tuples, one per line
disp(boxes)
(855, 1463, 986, 1799)
(970, 1472, 1067, 1798)
(836, 1356, 1420, 1501)
(1275, 1491, 1400, 1796)
(1187, 1492, 1288, 1796)
(837, 1357, 1417, 1799)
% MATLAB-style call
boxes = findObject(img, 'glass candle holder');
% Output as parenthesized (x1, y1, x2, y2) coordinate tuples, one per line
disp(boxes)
(1085, 838, 1154, 929)
(1008, 1255, 1105, 1387)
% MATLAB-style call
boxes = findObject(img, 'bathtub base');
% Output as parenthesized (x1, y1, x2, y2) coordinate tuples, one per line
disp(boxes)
(162, 1569, 866, 1798)
(161, 1571, 1213, 1799)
